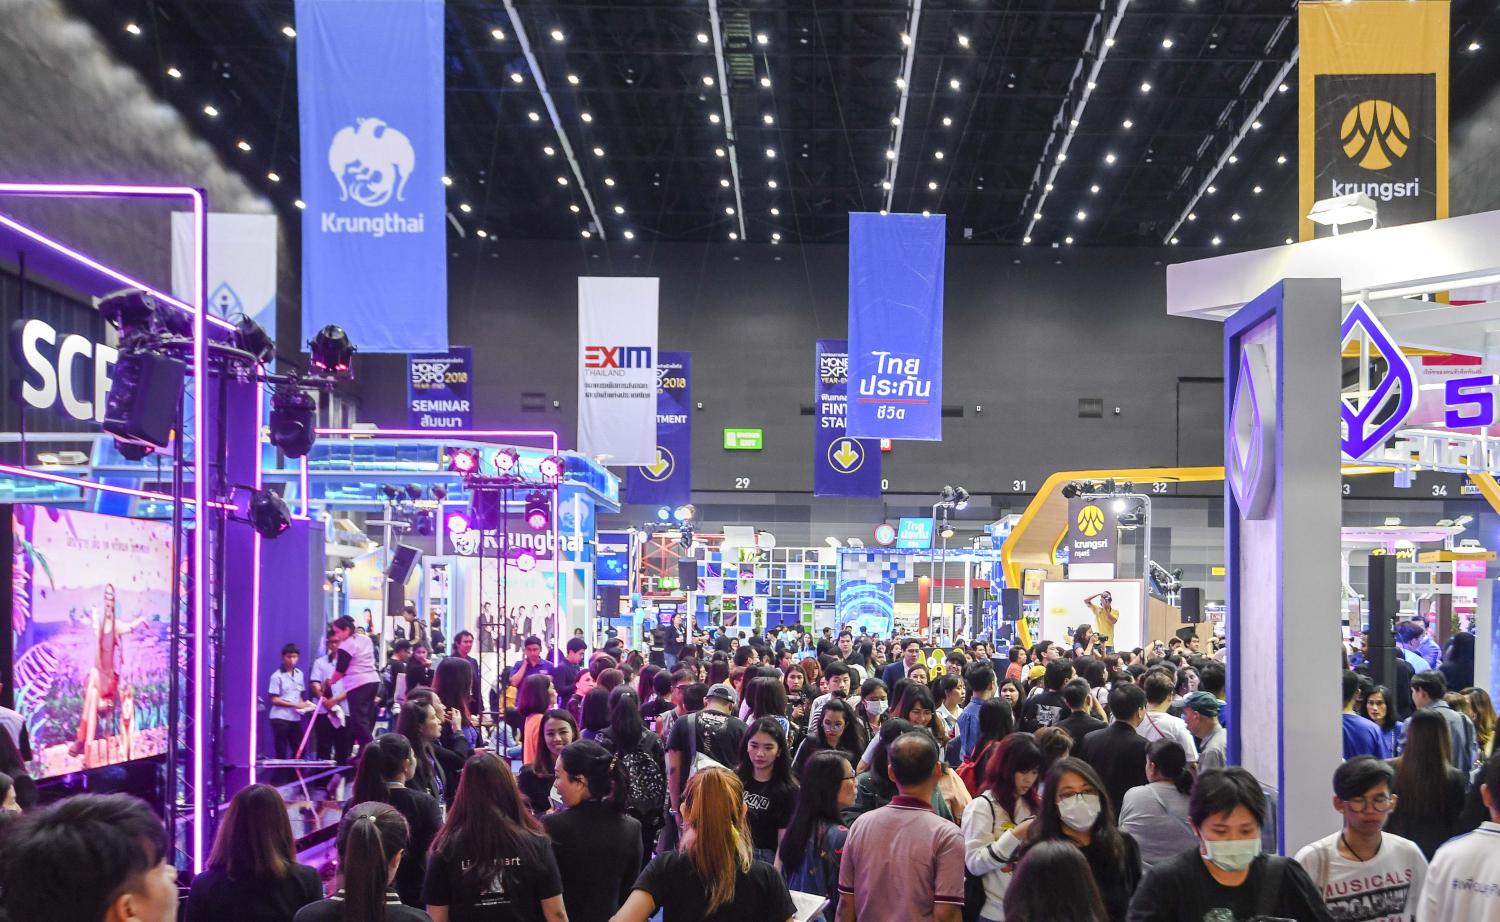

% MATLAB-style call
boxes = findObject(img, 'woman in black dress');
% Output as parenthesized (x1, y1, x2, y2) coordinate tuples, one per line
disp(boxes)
(543, 740, 642, 922)
(188, 783, 323, 922)
(346, 733, 442, 908)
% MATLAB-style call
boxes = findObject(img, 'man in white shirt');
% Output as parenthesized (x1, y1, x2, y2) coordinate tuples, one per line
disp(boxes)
(1418, 753, 1500, 922)
(1297, 756, 1426, 922)
(267, 643, 315, 760)
(1138, 669, 1199, 765)
(308, 631, 350, 763)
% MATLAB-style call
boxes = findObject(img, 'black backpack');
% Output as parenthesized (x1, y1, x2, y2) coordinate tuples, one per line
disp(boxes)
(605, 730, 667, 828)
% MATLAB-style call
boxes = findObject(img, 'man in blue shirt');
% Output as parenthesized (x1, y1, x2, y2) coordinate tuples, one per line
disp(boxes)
(1396, 622, 1434, 674)
(957, 663, 997, 760)
(1412, 620, 1443, 668)
(1341, 669, 1388, 759)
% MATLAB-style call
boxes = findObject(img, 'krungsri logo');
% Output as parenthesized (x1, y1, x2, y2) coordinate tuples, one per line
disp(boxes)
(1340, 100, 1410, 170)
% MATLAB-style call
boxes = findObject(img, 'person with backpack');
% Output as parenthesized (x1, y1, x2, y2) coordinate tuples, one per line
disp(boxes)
(596, 687, 668, 862)
(544, 740, 642, 922)
(779, 750, 855, 921)
(963, 733, 1044, 922)
(666, 683, 748, 828)
(956, 699, 1015, 797)
(736, 717, 799, 864)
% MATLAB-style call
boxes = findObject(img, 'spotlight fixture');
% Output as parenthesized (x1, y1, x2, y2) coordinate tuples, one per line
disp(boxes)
(673, 503, 696, 523)
(381, 484, 401, 503)
(539, 454, 566, 480)
(96, 288, 161, 340)
(308, 324, 355, 374)
(429, 485, 447, 501)
(445, 510, 470, 534)
(941, 523, 956, 540)
(525, 491, 550, 530)
(656, 505, 672, 522)
(249, 488, 292, 539)
(404, 483, 424, 502)
(1061, 482, 1080, 499)
(493, 446, 520, 475)
(448, 448, 480, 474)
(953, 486, 970, 510)
(269, 385, 317, 458)
(114, 438, 154, 462)
(940, 485, 957, 504)
(233, 315, 275, 364)
(509, 546, 538, 572)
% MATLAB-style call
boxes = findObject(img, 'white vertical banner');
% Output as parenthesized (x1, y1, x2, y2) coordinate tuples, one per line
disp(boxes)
(171, 212, 279, 340)
(578, 276, 658, 465)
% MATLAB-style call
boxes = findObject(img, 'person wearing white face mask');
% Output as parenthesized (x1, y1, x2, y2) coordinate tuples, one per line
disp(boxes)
(1126, 767, 1333, 922)
(1020, 757, 1141, 921)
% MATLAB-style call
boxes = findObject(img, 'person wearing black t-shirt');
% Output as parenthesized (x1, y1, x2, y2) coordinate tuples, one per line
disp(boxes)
(665, 685, 748, 818)
(615, 767, 796, 922)
(188, 784, 323, 922)
(736, 717, 798, 864)
(346, 734, 443, 908)
(543, 741, 642, 922)
(1020, 660, 1074, 734)
(421, 752, 565, 922)
(1126, 767, 1332, 922)
(294, 803, 429, 922)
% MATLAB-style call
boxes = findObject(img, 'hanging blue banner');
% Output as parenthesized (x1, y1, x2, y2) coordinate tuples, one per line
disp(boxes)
(847, 212, 945, 440)
(627, 352, 692, 506)
(815, 340, 882, 497)
(407, 347, 473, 429)
(296, 0, 447, 353)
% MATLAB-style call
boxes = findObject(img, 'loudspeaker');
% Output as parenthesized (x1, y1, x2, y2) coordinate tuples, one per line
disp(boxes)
(387, 582, 404, 618)
(1180, 587, 1203, 624)
(1367, 554, 1400, 693)
(470, 490, 501, 530)
(1175, 626, 1198, 643)
(678, 558, 699, 591)
(386, 544, 421, 583)
(1001, 588, 1021, 621)
(102, 350, 186, 448)
(600, 586, 621, 619)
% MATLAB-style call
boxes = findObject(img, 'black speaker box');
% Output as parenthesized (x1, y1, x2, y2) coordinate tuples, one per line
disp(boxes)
(678, 558, 699, 591)
(386, 544, 421, 583)
(102, 350, 185, 448)
(1180, 587, 1203, 624)
(1001, 587, 1021, 621)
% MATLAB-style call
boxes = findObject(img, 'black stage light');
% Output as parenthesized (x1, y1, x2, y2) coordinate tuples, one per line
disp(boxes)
(113, 438, 154, 461)
(940, 484, 957, 504)
(269, 386, 317, 457)
(953, 486, 971, 510)
(234, 316, 275, 364)
(96, 289, 159, 337)
(1061, 482, 1079, 499)
(412, 510, 434, 536)
(405, 483, 424, 501)
(249, 488, 292, 539)
(309, 324, 355, 373)
(429, 485, 447, 501)
(381, 484, 401, 502)
(525, 491, 550, 530)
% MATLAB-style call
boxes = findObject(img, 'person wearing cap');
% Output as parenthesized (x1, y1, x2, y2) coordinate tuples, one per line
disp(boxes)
(664, 681, 748, 822)
(1182, 692, 1227, 772)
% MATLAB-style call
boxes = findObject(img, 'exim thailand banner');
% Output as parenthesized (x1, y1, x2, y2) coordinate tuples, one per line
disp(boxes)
(171, 213, 278, 342)
(846, 212, 945, 440)
(407, 347, 472, 430)
(627, 352, 691, 507)
(578, 277, 658, 466)
(815, 340, 881, 497)
(296, 0, 448, 352)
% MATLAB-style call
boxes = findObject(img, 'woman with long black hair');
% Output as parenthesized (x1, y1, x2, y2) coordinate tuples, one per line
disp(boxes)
(516, 673, 557, 765)
(1362, 685, 1403, 757)
(1386, 708, 1469, 858)
(852, 677, 889, 746)
(1003, 841, 1108, 922)
(579, 685, 612, 741)
(396, 690, 468, 809)
(517, 709, 577, 817)
(735, 716, 798, 865)
(1020, 757, 1140, 921)
(346, 734, 442, 908)
(422, 752, 566, 922)
(596, 687, 668, 857)
(431, 658, 478, 751)
(959, 698, 1015, 797)
(1118, 739, 1197, 871)
(293, 803, 427, 922)
(792, 697, 866, 775)
(189, 783, 322, 922)
(544, 740, 642, 922)
(963, 733, 1044, 921)
(779, 751, 854, 921)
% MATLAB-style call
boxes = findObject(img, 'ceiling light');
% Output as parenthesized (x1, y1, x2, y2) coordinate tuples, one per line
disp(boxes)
(1188, 213, 1197, 221)
(881, 209, 889, 216)
(614, 205, 625, 214)
(1033, 211, 1043, 220)
(1285, 237, 1294, 244)
(1087, 81, 1096, 90)
(581, 229, 592, 238)
(756, 33, 769, 46)
(567, 74, 580, 85)
(236, 140, 251, 152)
(1277, 154, 1288, 164)
(1469, 40, 1482, 52)
(1076, 210, 1087, 221)
(550, 28, 565, 42)
(770, 207, 780, 215)
(1253, 185, 1263, 194)
(1122, 118, 1133, 129)
(268, 172, 281, 183)
(459, 203, 472, 213)
(765, 147, 777, 158)
(697, 32, 710, 44)
(125, 22, 142, 36)
(203, 104, 219, 117)
(764, 113, 775, 124)
(441, 175, 453, 186)
(1161, 37, 1174, 49)
(958, 34, 970, 49)
(1228, 155, 1238, 164)
(1057, 152, 1067, 162)
(725, 206, 735, 215)
(1065, 236, 1074, 244)
(569, 204, 581, 213)
(1212, 236, 1222, 245)
(167, 67, 182, 79)
(1044, 183, 1053, 191)
(928, 181, 938, 190)
(934, 151, 945, 160)
(767, 179, 778, 188)
(623, 230, 635, 240)
(592, 146, 604, 157)
(730, 231, 739, 239)
(580, 112, 593, 122)
(1207, 185, 1217, 194)
(510, 73, 524, 84)
(1140, 82, 1152, 93)
(1278, 82, 1289, 93)
(282, 25, 297, 38)
(1252, 120, 1262, 130)
(703, 75, 715, 86)
(715, 147, 726, 157)
(900, 32, 911, 46)
(1105, 37, 1116, 48)
(543, 145, 556, 156)
(881, 180, 892, 190)
(294, 199, 306, 210)
(942, 116, 953, 127)
(949, 78, 962, 90)
(1231, 213, 1241, 222)
(1022, 235, 1032, 243)
(556, 176, 568, 186)
(721, 178, 731, 187)
(895, 77, 907, 89)
(491, 28, 506, 41)
(709, 113, 721, 124)
(1104, 153, 1117, 164)
(1090, 184, 1100, 193)
(760, 76, 771, 88)
(891, 115, 901, 126)
(604, 177, 616, 186)
(476, 229, 488, 238)
(1071, 119, 1079, 128)
(1171, 237, 1180, 244)
(528, 111, 541, 122)
(772, 232, 782, 241)
(922, 210, 931, 217)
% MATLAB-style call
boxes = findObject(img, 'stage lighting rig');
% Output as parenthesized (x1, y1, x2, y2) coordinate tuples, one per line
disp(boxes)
(509, 546, 538, 572)
(1061, 482, 1080, 499)
(381, 484, 402, 503)
(233, 316, 275, 365)
(525, 491, 550, 530)
(248, 488, 291, 539)
(113, 438, 154, 461)
(269, 382, 317, 458)
(404, 483, 424, 502)
(430, 485, 447, 501)
(673, 503, 696, 523)
(493, 446, 520, 475)
(538, 454, 566, 481)
(448, 448, 480, 474)
(655, 506, 672, 522)
(309, 324, 355, 374)
(445, 510, 471, 534)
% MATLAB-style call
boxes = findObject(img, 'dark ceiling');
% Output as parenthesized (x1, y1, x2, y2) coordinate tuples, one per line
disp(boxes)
(66, 0, 1500, 250)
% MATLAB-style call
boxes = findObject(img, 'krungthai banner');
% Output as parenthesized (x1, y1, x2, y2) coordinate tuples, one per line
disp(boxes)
(847, 212, 944, 440)
(578, 277, 658, 466)
(296, 0, 448, 352)
(1299, 1, 1448, 240)
(627, 352, 692, 506)
(815, 340, 881, 497)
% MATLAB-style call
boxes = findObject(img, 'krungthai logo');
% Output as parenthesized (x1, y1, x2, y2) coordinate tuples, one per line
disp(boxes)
(1341, 100, 1410, 170)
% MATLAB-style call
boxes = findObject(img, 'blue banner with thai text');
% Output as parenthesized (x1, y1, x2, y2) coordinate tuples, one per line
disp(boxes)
(296, 0, 447, 353)
(407, 347, 472, 429)
(847, 212, 945, 440)
(626, 352, 692, 506)
(815, 340, 882, 496)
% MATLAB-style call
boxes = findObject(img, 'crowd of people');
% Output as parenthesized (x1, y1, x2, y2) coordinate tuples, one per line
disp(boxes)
(1, 616, 1498, 922)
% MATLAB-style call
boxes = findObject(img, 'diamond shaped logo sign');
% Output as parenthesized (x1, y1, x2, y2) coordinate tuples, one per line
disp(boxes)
(1340, 302, 1416, 461)
(1228, 344, 1275, 520)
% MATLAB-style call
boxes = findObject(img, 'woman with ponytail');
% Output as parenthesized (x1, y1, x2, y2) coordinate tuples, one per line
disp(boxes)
(422, 752, 567, 922)
(1117, 739, 1197, 871)
(545, 740, 644, 922)
(612, 766, 796, 922)
(293, 803, 427, 922)
(346, 734, 442, 908)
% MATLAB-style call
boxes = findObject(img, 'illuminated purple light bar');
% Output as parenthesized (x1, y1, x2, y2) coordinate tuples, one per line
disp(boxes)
(0, 464, 233, 509)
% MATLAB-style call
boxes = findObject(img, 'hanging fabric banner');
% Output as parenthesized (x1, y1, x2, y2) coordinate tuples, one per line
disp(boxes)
(847, 212, 945, 440)
(578, 276, 659, 465)
(296, 0, 447, 352)
(171, 213, 279, 345)
(815, 339, 882, 497)
(1299, 1, 1448, 240)
(627, 352, 692, 506)
(407, 347, 473, 430)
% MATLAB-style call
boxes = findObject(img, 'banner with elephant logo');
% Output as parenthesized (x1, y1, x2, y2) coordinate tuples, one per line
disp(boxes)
(296, 0, 448, 352)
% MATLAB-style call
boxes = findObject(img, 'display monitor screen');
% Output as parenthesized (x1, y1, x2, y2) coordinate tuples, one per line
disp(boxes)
(895, 517, 934, 549)
(8, 506, 175, 778)
(595, 551, 630, 586)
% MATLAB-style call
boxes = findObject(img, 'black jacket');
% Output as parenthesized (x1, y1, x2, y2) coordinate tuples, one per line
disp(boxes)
(1058, 710, 1110, 752)
(1077, 721, 1149, 820)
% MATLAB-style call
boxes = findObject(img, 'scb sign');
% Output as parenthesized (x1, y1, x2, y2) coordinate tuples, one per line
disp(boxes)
(10, 318, 118, 423)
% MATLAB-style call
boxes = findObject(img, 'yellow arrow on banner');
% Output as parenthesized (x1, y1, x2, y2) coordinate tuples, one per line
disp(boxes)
(646, 450, 670, 477)
(833, 440, 860, 470)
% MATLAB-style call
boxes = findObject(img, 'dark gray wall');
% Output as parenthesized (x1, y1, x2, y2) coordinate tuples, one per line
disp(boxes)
(355, 239, 1224, 496)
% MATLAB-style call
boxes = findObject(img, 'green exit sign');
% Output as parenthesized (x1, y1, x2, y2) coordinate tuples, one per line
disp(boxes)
(723, 428, 764, 450)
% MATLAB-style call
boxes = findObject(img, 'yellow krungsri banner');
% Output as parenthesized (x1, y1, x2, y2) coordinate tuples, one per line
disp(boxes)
(1298, 0, 1449, 241)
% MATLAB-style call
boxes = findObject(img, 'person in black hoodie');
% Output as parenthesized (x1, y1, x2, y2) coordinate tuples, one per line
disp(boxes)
(1020, 660, 1074, 733)
(543, 740, 643, 922)
(345, 734, 442, 908)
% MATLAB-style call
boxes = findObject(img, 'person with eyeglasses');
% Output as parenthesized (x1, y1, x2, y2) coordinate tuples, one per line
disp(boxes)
(1294, 756, 1427, 922)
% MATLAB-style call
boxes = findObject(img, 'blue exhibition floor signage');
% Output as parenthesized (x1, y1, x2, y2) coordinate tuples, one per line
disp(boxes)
(627, 352, 692, 506)
(296, 0, 448, 353)
(407, 347, 472, 429)
(815, 339, 881, 497)
(847, 212, 945, 440)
